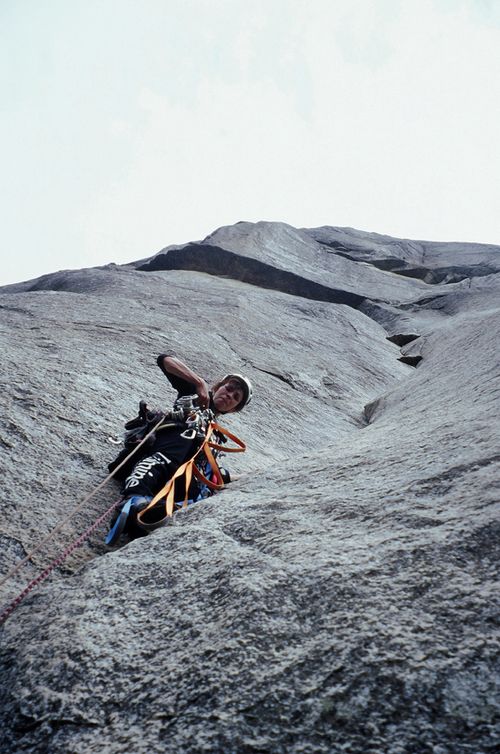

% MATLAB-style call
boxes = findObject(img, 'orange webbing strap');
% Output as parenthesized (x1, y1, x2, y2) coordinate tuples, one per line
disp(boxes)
(209, 422, 247, 453)
(181, 458, 193, 509)
(136, 421, 246, 529)
(191, 441, 224, 491)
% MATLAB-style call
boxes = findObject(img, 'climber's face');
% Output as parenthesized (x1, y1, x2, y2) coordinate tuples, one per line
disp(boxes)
(212, 379, 245, 413)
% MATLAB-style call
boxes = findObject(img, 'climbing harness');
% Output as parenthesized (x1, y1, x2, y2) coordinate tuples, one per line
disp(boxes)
(107, 398, 197, 481)
(136, 418, 246, 531)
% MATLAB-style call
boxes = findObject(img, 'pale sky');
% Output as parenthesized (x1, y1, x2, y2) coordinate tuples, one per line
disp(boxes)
(1, 0, 499, 285)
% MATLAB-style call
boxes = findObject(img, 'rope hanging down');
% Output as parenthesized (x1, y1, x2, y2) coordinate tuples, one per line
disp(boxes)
(0, 497, 123, 626)
(0, 412, 168, 625)
(0, 413, 247, 626)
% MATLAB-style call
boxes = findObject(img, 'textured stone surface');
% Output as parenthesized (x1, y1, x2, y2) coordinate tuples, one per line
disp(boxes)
(0, 222, 499, 753)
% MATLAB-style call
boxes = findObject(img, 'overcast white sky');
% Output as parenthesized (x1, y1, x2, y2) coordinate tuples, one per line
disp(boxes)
(1, 0, 499, 285)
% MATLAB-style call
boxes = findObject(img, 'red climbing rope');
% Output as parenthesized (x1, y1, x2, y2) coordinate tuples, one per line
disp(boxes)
(0, 497, 122, 626)
(0, 412, 168, 627)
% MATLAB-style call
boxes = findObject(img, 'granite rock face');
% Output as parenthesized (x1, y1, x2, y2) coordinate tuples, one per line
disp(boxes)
(0, 222, 499, 754)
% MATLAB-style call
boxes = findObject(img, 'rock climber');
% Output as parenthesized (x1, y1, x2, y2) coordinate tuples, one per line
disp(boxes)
(105, 353, 252, 545)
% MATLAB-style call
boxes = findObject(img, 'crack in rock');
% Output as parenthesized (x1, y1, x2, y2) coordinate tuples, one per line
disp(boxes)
(136, 243, 367, 310)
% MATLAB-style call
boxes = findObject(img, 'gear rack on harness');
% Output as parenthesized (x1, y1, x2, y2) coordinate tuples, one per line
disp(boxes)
(105, 397, 246, 545)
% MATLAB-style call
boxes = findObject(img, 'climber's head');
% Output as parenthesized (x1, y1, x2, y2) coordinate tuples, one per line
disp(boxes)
(211, 374, 253, 413)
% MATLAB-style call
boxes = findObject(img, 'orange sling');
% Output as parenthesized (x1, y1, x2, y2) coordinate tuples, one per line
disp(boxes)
(136, 421, 246, 531)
